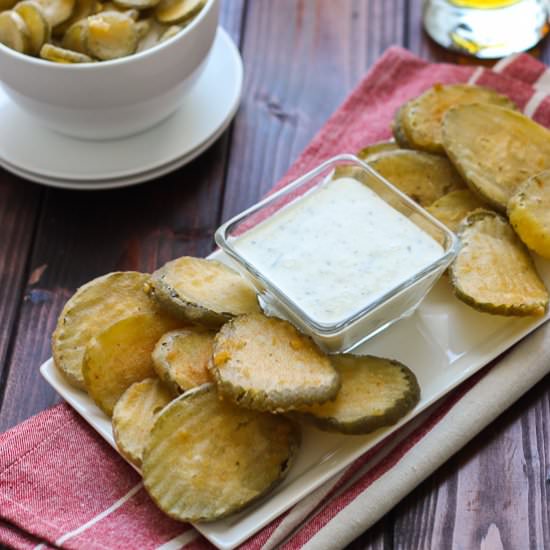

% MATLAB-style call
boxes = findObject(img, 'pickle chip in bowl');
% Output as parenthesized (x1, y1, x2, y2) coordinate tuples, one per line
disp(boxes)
(0, 10, 31, 53)
(40, 42, 92, 62)
(155, 0, 204, 25)
(14, 1, 50, 54)
(86, 11, 138, 60)
(35, 0, 75, 27)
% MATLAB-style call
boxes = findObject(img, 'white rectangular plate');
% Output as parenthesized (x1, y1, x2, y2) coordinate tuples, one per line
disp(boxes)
(41, 251, 550, 549)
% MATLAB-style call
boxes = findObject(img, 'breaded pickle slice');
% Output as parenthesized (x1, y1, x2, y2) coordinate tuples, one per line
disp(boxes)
(61, 18, 88, 52)
(86, 11, 138, 60)
(142, 384, 300, 522)
(367, 149, 466, 207)
(427, 189, 488, 232)
(442, 104, 550, 211)
(0, 11, 31, 53)
(35, 0, 75, 26)
(295, 355, 420, 435)
(508, 171, 550, 260)
(356, 141, 399, 161)
(40, 43, 92, 62)
(149, 257, 260, 328)
(209, 313, 340, 412)
(159, 23, 180, 42)
(152, 328, 214, 393)
(112, 378, 174, 467)
(400, 84, 516, 154)
(155, 0, 204, 25)
(52, 271, 155, 389)
(392, 105, 413, 149)
(14, 1, 50, 55)
(450, 210, 549, 316)
(83, 312, 181, 416)
(113, 0, 160, 10)
(54, 0, 95, 36)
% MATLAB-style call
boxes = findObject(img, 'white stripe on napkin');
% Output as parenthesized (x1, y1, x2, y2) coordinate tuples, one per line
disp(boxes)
(48, 482, 144, 547)
(467, 66, 484, 84)
(156, 530, 199, 550)
(523, 89, 548, 116)
(534, 68, 550, 91)
(492, 53, 521, 73)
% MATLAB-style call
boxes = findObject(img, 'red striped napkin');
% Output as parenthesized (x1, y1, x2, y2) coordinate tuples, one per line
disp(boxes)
(2, 46, 550, 550)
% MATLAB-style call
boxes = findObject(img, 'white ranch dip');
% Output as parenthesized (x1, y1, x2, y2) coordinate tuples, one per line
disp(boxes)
(234, 176, 444, 325)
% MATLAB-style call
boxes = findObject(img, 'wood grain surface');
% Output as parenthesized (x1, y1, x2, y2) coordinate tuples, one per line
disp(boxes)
(0, 1, 549, 548)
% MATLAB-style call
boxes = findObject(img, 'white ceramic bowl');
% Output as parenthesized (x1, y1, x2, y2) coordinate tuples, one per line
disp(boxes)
(0, 0, 219, 139)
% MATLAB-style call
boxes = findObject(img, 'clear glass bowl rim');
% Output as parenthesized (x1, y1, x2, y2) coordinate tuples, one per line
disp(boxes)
(215, 153, 460, 336)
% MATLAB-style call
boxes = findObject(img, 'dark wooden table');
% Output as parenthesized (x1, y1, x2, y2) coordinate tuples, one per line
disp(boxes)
(1, 1, 550, 548)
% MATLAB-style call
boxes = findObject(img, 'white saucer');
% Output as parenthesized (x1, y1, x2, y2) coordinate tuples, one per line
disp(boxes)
(0, 27, 242, 189)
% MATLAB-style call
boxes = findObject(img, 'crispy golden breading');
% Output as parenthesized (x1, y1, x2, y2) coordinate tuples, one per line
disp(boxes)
(209, 313, 340, 412)
(442, 104, 550, 211)
(112, 378, 174, 467)
(399, 84, 516, 154)
(52, 271, 156, 390)
(508, 171, 550, 260)
(450, 210, 549, 316)
(152, 328, 214, 393)
(83, 312, 181, 416)
(149, 257, 260, 328)
(142, 384, 300, 522)
(295, 355, 420, 435)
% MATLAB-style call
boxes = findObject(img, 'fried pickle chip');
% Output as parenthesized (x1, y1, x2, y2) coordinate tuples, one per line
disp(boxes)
(35, 0, 75, 26)
(356, 140, 400, 161)
(450, 210, 549, 316)
(442, 104, 550, 211)
(152, 328, 214, 393)
(392, 104, 413, 149)
(40, 42, 92, 62)
(14, 1, 50, 55)
(54, 0, 95, 36)
(61, 17, 88, 52)
(112, 378, 174, 467)
(149, 257, 260, 328)
(367, 149, 466, 207)
(114, 0, 159, 9)
(52, 271, 156, 390)
(0, 10, 31, 53)
(399, 84, 516, 154)
(426, 188, 488, 232)
(295, 355, 420, 435)
(508, 171, 550, 260)
(86, 11, 138, 60)
(142, 384, 300, 522)
(155, 0, 203, 25)
(209, 313, 340, 412)
(83, 312, 181, 416)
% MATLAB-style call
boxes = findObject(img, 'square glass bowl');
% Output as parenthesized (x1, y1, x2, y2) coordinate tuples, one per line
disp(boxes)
(215, 154, 459, 353)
